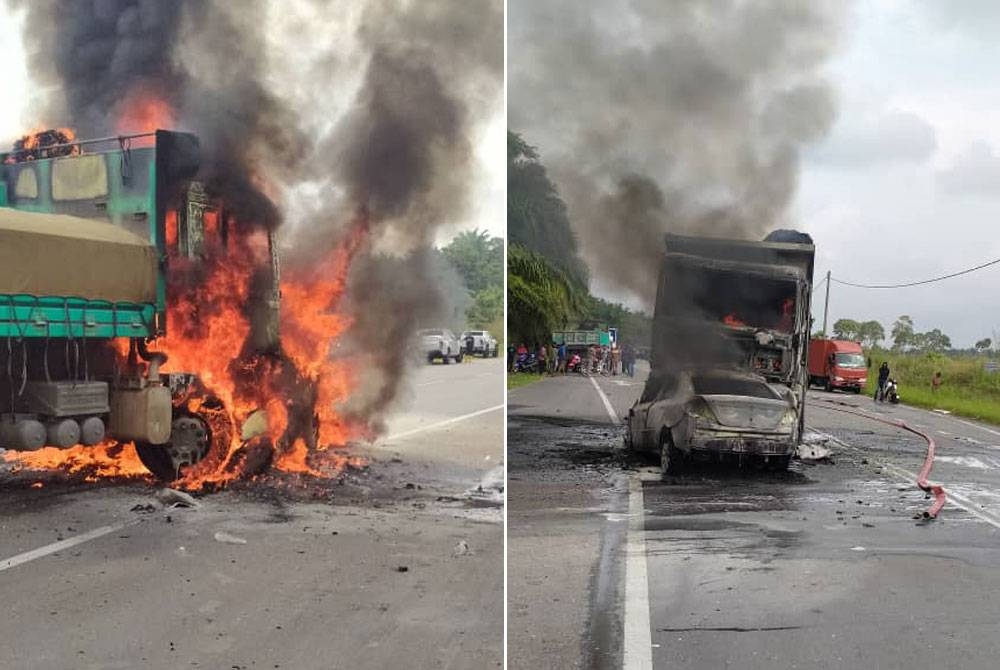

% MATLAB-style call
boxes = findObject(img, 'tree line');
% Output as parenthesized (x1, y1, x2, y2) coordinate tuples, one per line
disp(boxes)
(507, 131, 651, 347)
(823, 315, 994, 354)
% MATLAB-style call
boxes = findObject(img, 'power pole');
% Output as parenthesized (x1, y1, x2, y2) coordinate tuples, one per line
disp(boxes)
(822, 270, 831, 336)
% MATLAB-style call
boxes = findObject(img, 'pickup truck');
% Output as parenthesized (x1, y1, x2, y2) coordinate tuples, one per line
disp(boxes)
(460, 330, 499, 357)
(418, 329, 464, 364)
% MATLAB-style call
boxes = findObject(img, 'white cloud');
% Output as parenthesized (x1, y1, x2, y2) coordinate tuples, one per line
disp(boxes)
(938, 141, 1000, 197)
(811, 110, 937, 167)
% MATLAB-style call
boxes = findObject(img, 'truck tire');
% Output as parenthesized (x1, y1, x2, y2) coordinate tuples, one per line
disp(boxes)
(825, 378, 834, 393)
(443, 350, 451, 364)
(135, 442, 178, 481)
(455, 352, 464, 363)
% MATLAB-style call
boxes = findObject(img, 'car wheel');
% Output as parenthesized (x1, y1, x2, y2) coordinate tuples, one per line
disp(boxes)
(659, 430, 684, 477)
(766, 454, 792, 471)
(456, 352, 464, 363)
(443, 350, 451, 364)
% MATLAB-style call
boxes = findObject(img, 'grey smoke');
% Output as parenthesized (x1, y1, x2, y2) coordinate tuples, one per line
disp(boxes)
(509, 0, 846, 307)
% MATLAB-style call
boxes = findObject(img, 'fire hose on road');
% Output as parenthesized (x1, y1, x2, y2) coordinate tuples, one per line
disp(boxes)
(817, 399, 947, 519)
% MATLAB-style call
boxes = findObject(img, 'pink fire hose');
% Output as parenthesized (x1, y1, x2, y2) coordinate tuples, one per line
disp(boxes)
(817, 400, 947, 519)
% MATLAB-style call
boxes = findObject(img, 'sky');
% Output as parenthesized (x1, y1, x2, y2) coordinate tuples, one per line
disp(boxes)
(797, 0, 1000, 348)
(0, 4, 504, 245)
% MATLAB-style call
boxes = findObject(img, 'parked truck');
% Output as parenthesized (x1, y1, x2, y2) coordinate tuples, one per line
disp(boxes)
(626, 230, 815, 472)
(808, 339, 867, 392)
(0, 129, 277, 479)
(551, 329, 612, 352)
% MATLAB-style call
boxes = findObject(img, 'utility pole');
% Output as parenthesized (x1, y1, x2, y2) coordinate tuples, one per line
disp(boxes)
(822, 270, 831, 336)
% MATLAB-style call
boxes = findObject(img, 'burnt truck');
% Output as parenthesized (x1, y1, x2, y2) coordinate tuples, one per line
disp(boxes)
(626, 230, 815, 473)
(0, 130, 280, 479)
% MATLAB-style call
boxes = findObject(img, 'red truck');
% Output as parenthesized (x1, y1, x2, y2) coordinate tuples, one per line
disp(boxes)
(808, 339, 867, 392)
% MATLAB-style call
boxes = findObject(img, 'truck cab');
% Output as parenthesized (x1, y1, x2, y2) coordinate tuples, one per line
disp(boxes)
(808, 339, 867, 392)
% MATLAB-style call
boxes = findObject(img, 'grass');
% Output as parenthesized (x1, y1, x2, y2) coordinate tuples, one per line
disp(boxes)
(861, 351, 1000, 425)
(506, 371, 547, 390)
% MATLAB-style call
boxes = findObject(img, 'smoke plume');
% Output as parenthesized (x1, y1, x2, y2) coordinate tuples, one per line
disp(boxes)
(509, 0, 846, 306)
(7, 0, 502, 436)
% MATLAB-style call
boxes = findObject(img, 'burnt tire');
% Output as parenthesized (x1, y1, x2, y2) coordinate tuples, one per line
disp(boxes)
(135, 442, 179, 481)
(659, 431, 684, 477)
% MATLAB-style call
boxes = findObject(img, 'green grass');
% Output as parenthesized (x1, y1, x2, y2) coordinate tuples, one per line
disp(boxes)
(507, 371, 546, 390)
(863, 351, 1000, 425)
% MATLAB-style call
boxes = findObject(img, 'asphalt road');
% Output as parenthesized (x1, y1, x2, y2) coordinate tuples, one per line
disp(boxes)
(508, 364, 1000, 670)
(0, 357, 503, 670)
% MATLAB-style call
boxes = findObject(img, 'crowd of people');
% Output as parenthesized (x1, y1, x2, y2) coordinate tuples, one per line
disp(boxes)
(507, 341, 637, 377)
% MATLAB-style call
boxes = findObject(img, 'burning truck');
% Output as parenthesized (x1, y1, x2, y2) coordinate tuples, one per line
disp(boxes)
(0, 129, 360, 486)
(626, 231, 815, 473)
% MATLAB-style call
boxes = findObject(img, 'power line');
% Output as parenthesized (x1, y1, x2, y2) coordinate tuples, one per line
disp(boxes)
(828, 255, 1000, 289)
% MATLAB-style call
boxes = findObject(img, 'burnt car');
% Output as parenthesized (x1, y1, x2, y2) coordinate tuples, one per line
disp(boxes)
(626, 369, 799, 474)
(417, 328, 464, 364)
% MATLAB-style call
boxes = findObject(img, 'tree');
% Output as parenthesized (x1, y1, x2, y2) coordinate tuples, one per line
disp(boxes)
(921, 329, 951, 353)
(832, 318, 861, 341)
(858, 320, 885, 348)
(507, 244, 586, 346)
(891, 315, 914, 351)
(975, 338, 992, 353)
(466, 285, 503, 330)
(441, 229, 503, 295)
(508, 131, 589, 286)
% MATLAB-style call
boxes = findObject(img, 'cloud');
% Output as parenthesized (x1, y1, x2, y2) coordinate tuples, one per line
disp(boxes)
(810, 111, 937, 167)
(938, 141, 1000, 197)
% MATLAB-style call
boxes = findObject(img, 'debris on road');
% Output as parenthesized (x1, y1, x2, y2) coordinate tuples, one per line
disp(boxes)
(796, 442, 833, 462)
(463, 464, 505, 505)
(214, 531, 248, 545)
(156, 488, 201, 509)
(452, 540, 471, 557)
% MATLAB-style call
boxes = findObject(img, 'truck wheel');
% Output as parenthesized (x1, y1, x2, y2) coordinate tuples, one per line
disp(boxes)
(455, 352, 464, 363)
(443, 350, 451, 365)
(134, 414, 212, 481)
(825, 379, 834, 393)
(659, 431, 684, 477)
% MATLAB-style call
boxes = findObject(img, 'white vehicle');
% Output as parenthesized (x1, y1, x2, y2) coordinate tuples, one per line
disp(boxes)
(626, 369, 799, 474)
(459, 330, 499, 357)
(418, 329, 464, 364)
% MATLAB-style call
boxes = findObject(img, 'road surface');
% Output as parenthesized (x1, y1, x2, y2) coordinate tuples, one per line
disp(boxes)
(0, 357, 503, 670)
(508, 363, 1000, 670)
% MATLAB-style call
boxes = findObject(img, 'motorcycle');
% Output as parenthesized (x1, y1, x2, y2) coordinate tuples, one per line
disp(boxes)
(566, 353, 583, 374)
(876, 378, 900, 404)
(885, 378, 900, 404)
(515, 352, 540, 373)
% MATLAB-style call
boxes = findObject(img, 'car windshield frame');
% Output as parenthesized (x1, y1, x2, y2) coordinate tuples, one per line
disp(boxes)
(691, 375, 782, 400)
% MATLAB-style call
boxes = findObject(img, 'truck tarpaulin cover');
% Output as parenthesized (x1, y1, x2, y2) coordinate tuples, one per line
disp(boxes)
(0, 208, 157, 303)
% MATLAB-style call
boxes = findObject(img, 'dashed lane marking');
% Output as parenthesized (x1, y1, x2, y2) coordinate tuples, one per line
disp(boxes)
(1, 520, 141, 573)
(382, 404, 505, 442)
(589, 376, 621, 425)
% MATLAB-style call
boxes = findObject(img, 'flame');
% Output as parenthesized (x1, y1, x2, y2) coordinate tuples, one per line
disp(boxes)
(3, 442, 151, 482)
(723, 314, 746, 327)
(4, 127, 79, 164)
(115, 90, 176, 136)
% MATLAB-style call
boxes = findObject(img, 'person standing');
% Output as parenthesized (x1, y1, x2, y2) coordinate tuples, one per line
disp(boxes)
(875, 361, 890, 401)
(546, 342, 557, 374)
(932, 371, 942, 393)
(611, 344, 622, 376)
(557, 342, 567, 374)
(507, 342, 516, 373)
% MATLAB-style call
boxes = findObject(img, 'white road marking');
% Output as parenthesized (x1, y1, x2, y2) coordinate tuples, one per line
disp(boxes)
(382, 404, 504, 442)
(808, 427, 1000, 530)
(949, 416, 1000, 439)
(0, 521, 138, 573)
(589, 376, 620, 424)
(623, 475, 653, 670)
